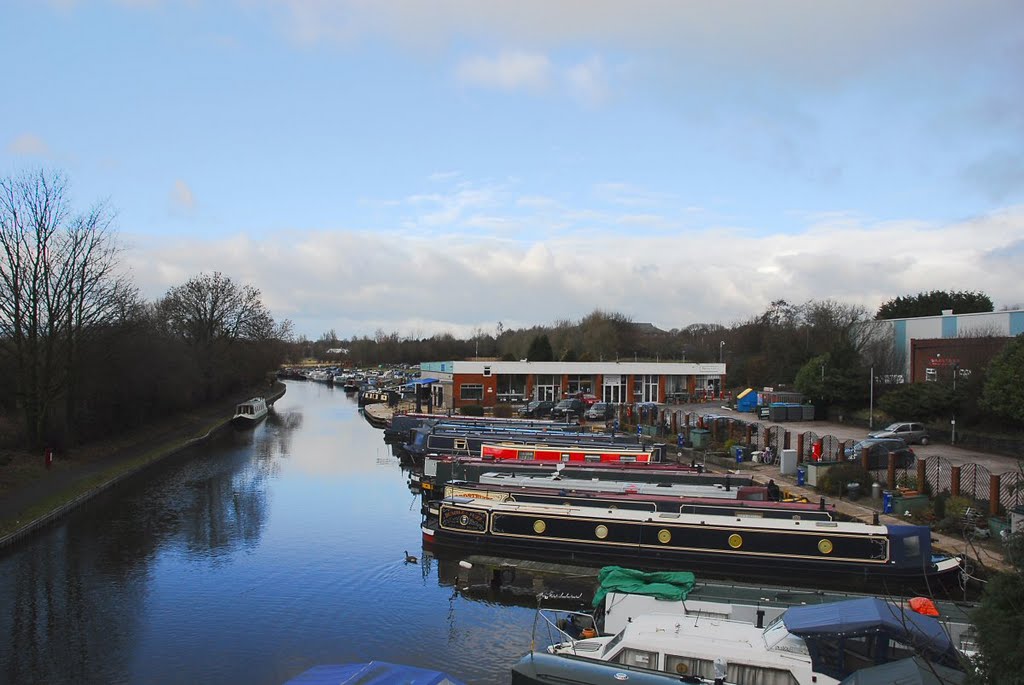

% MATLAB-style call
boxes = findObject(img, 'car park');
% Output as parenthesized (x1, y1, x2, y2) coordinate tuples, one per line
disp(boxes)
(519, 400, 554, 418)
(843, 438, 916, 470)
(551, 398, 586, 420)
(868, 422, 930, 445)
(584, 402, 615, 421)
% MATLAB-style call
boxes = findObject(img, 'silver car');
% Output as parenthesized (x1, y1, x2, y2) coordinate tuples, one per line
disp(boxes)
(868, 422, 929, 445)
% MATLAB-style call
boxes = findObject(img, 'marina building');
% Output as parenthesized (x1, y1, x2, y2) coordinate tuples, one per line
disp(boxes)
(418, 360, 727, 411)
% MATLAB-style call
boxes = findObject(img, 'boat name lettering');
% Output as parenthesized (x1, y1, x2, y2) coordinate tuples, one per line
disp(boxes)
(537, 591, 584, 600)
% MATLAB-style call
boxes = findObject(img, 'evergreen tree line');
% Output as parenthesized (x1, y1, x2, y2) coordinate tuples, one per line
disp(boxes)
(0, 170, 291, 450)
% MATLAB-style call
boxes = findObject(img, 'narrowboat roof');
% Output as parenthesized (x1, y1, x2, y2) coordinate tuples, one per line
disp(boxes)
(440, 496, 888, 534)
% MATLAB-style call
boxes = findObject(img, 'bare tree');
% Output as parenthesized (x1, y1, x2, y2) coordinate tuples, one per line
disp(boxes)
(157, 271, 275, 345)
(0, 170, 134, 446)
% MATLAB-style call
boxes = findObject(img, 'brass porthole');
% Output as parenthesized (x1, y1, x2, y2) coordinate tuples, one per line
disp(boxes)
(728, 533, 743, 549)
(675, 663, 689, 674)
(595, 525, 609, 539)
(533, 520, 547, 534)
(818, 539, 834, 554)
(657, 529, 672, 544)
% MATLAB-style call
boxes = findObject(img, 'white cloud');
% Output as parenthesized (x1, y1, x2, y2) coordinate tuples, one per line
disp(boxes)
(7, 133, 52, 157)
(565, 56, 610, 105)
(170, 179, 196, 213)
(456, 52, 552, 93)
(122, 191, 1024, 340)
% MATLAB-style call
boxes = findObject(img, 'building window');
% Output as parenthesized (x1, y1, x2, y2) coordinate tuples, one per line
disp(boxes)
(634, 374, 658, 402)
(496, 374, 527, 402)
(924, 368, 937, 382)
(567, 375, 593, 396)
(460, 384, 484, 401)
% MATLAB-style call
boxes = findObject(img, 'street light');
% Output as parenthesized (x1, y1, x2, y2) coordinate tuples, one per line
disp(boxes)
(719, 341, 725, 363)
(952, 363, 958, 445)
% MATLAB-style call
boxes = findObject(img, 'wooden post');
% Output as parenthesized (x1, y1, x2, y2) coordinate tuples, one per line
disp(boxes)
(990, 474, 1001, 517)
(762, 426, 770, 449)
(861, 447, 870, 473)
(783, 431, 791, 450)
(951, 465, 961, 497)
(917, 460, 927, 496)
(796, 433, 805, 463)
(745, 424, 753, 445)
(887, 453, 896, 490)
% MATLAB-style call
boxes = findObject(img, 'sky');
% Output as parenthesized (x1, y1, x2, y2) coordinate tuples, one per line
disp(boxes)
(2, 1, 1023, 341)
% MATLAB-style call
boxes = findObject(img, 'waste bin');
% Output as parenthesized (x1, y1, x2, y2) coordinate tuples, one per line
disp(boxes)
(734, 446, 744, 463)
(882, 491, 893, 514)
(796, 467, 806, 486)
(690, 429, 711, 449)
(846, 482, 861, 500)
(871, 482, 881, 499)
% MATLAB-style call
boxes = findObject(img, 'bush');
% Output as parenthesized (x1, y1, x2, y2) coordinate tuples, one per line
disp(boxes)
(492, 404, 514, 418)
(817, 462, 873, 497)
(459, 405, 484, 416)
(944, 495, 973, 520)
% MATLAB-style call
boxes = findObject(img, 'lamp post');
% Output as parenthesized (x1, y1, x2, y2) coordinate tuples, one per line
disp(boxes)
(719, 341, 725, 363)
(869, 366, 874, 429)
(952, 363, 958, 445)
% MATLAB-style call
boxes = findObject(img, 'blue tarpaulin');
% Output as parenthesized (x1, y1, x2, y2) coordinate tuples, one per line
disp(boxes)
(283, 661, 468, 685)
(405, 378, 439, 387)
(783, 597, 953, 656)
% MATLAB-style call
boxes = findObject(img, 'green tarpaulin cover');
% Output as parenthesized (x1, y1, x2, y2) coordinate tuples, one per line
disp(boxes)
(592, 566, 696, 608)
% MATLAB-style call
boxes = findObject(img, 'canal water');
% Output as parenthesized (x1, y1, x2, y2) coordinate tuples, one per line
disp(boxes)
(0, 381, 541, 685)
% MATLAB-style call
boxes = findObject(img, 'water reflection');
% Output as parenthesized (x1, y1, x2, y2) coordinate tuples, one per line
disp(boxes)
(0, 381, 545, 685)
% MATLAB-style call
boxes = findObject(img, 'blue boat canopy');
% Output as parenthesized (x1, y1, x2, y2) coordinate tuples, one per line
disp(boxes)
(405, 378, 440, 386)
(283, 661, 467, 685)
(783, 597, 953, 655)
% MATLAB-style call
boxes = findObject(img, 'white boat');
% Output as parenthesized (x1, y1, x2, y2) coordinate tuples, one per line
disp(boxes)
(232, 397, 269, 426)
(535, 596, 963, 685)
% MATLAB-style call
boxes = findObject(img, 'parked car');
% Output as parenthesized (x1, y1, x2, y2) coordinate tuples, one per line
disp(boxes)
(551, 398, 586, 420)
(868, 422, 929, 445)
(843, 438, 916, 470)
(584, 402, 615, 421)
(519, 400, 554, 418)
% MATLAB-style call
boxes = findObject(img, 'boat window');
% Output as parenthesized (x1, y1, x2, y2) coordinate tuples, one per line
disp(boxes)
(599, 628, 626, 658)
(584, 455, 600, 462)
(903, 534, 922, 559)
(517, 451, 534, 461)
(618, 455, 636, 462)
(726, 664, 800, 685)
(614, 648, 658, 670)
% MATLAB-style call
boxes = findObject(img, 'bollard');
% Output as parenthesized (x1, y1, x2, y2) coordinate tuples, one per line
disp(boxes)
(45, 447, 53, 469)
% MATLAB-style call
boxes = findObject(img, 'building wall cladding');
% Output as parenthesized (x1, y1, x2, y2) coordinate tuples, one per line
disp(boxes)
(860, 308, 1024, 380)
